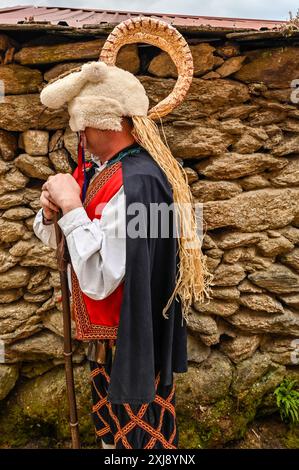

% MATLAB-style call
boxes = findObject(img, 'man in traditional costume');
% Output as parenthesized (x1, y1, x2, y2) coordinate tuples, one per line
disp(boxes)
(33, 17, 212, 449)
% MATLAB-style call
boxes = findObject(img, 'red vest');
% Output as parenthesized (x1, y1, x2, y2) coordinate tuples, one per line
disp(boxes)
(70, 162, 124, 340)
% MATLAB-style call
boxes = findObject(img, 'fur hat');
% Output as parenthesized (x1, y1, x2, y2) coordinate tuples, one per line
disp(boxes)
(40, 61, 149, 132)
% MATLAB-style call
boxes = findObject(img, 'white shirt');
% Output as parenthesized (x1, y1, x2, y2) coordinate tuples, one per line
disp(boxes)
(33, 160, 126, 300)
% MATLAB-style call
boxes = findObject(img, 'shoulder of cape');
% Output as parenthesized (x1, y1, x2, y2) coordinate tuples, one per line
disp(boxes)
(121, 148, 173, 198)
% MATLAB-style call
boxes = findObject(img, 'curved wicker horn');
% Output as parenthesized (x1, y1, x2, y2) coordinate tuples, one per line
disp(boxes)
(100, 16, 194, 120)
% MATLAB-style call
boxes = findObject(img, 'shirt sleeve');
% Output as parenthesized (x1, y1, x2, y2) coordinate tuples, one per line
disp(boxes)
(57, 185, 126, 301)
(33, 209, 74, 291)
(32, 208, 58, 250)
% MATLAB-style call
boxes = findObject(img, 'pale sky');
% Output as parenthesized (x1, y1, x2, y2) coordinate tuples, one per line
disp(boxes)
(1, 0, 298, 21)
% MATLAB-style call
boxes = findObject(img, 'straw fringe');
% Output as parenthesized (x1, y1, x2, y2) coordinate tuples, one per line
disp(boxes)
(132, 115, 214, 324)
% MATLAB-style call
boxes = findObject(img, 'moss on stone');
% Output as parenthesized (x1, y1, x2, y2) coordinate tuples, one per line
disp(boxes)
(176, 368, 289, 450)
(0, 400, 54, 447)
(0, 363, 95, 448)
(284, 425, 299, 449)
(177, 395, 257, 448)
(177, 412, 203, 449)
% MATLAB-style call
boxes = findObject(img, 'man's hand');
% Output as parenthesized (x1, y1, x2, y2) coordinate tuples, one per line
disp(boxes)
(40, 189, 59, 220)
(42, 173, 83, 215)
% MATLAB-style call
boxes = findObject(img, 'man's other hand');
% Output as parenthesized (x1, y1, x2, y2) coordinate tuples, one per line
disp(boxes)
(40, 188, 59, 221)
(42, 173, 83, 215)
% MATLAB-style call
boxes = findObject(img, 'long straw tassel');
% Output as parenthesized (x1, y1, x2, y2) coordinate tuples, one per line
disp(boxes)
(132, 116, 214, 324)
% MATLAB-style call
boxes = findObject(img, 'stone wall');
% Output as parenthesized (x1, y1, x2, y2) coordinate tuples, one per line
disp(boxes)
(0, 30, 299, 448)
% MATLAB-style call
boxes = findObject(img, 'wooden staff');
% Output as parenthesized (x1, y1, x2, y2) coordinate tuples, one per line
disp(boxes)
(53, 211, 80, 449)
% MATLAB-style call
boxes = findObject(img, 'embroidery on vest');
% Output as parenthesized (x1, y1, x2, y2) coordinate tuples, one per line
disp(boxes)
(84, 161, 122, 207)
(71, 162, 122, 341)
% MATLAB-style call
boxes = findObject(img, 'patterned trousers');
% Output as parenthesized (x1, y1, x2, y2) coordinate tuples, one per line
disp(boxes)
(89, 344, 179, 449)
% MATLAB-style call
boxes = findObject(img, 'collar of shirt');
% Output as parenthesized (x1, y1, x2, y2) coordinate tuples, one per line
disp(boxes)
(90, 155, 107, 172)
(90, 143, 140, 172)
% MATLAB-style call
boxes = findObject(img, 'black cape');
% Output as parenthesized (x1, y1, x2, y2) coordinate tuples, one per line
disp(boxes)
(87, 145, 188, 405)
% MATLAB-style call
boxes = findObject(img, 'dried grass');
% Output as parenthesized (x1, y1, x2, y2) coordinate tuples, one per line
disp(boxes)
(132, 115, 214, 324)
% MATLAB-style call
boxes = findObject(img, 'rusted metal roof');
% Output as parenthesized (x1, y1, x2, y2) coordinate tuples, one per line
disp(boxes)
(0, 5, 288, 31)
